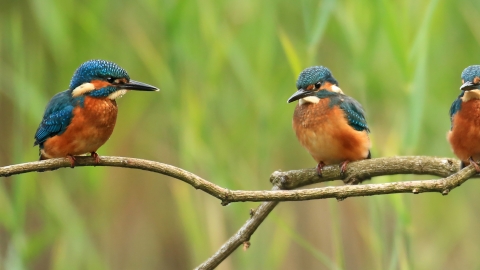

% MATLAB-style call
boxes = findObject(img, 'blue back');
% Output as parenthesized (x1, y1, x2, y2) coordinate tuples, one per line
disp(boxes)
(316, 90, 369, 132)
(449, 92, 463, 130)
(34, 90, 84, 147)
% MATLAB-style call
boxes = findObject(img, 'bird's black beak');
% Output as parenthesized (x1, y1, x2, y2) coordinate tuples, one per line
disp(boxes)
(287, 88, 314, 103)
(120, 80, 159, 91)
(460, 81, 480, 91)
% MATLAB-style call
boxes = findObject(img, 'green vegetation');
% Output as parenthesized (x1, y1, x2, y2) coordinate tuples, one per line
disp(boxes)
(1, 0, 479, 269)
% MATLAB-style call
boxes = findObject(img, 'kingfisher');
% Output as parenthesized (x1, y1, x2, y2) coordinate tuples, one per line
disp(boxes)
(287, 66, 371, 177)
(448, 65, 480, 172)
(34, 59, 159, 167)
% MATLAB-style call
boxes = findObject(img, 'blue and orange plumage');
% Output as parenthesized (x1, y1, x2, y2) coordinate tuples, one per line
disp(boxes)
(448, 65, 480, 172)
(34, 60, 159, 166)
(288, 66, 371, 180)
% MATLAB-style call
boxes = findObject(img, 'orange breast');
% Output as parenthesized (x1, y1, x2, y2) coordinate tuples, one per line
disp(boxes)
(42, 97, 118, 158)
(448, 99, 480, 163)
(293, 99, 370, 165)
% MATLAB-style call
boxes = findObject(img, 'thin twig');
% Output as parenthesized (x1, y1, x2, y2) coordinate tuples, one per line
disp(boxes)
(197, 188, 281, 270)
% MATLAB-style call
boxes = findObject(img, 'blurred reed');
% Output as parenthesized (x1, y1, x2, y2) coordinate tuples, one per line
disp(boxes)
(1, 0, 480, 269)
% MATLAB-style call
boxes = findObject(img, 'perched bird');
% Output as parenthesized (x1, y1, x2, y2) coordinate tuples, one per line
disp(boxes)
(34, 59, 159, 167)
(448, 65, 480, 172)
(287, 66, 371, 177)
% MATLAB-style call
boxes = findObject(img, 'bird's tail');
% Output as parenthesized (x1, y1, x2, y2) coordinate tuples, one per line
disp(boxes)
(38, 149, 47, 161)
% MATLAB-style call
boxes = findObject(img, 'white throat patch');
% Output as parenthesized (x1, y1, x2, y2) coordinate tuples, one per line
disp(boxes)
(299, 96, 320, 105)
(72, 83, 95, 97)
(108, 89, 127, 100)
(462, 90, 480, 102)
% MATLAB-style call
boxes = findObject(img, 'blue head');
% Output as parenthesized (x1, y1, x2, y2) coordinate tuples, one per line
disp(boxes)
(460, 65, 480, 91)
(287, 66, 339, 103)
(69, 59, 158, 99)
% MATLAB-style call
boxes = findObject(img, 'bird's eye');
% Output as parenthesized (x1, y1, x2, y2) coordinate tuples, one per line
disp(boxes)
(106, 77, 115, 83)
(314, 82, 321, 89)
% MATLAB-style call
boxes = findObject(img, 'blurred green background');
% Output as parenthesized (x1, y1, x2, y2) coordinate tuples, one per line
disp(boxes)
(1, 0, 479, 269)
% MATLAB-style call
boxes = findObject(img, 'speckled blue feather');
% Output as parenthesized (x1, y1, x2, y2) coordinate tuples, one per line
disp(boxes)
(69, 60, 129, 90)
(34, 91, 84, 147)
(461, 65, 480, 83)
(316, 90, 369, 132)
(296, 66, 338, 89)
(339, 97, 369, 132)
(449, 92, 464, 130)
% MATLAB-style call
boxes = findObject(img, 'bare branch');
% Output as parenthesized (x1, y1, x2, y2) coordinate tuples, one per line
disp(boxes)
(0, 155, 470, 270)
(196, 156, 465, 270)
(196, 191, 280, 270)
(0, 156, 460, 204)
(270, 156, 460, 189)
(0, 156, 232, 202)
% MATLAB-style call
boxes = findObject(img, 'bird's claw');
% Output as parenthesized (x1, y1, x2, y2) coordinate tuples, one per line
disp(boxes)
(66, 155, 76, 168)
(91, 152, 100, 164)
(339, 160, 349, 176)
(316, 162, 326, 177)
(469, 157, 480, 173)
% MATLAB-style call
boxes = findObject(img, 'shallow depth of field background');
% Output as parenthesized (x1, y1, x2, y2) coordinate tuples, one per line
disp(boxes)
(1, 0, 480, 269)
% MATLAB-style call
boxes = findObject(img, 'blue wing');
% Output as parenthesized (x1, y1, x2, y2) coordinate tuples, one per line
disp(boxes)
(338, 95, 369, 132)
(316, 90, 369, 132)
(34, 90, 75, 146)
(449, 93, 463, 130)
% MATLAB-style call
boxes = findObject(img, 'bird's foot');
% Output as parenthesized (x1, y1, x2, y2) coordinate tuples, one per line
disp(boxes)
(316, 162, 326, 177)
(91, 152, 100, 164)
(66, 155, 76, 168)
(339, 160, 350, 176)
(469, 157, 480, 173)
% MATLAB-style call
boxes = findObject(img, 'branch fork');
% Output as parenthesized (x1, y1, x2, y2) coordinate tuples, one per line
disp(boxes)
(0, 155, 472, 270)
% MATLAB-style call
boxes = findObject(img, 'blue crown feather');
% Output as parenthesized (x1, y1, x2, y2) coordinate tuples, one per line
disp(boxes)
(296, 66, 338, 89)
(69, 60, 130, 90)
(461, 65, 480, 82)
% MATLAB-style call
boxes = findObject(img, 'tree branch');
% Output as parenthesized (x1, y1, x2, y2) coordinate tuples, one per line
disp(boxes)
(269, 156, 460, 189)
(196, 191, 281, 270)
(0, 156, 231, 202)
(0, 156, 461, 204)
(195, 156, 466, 270)
(0, 155, 471, 270)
